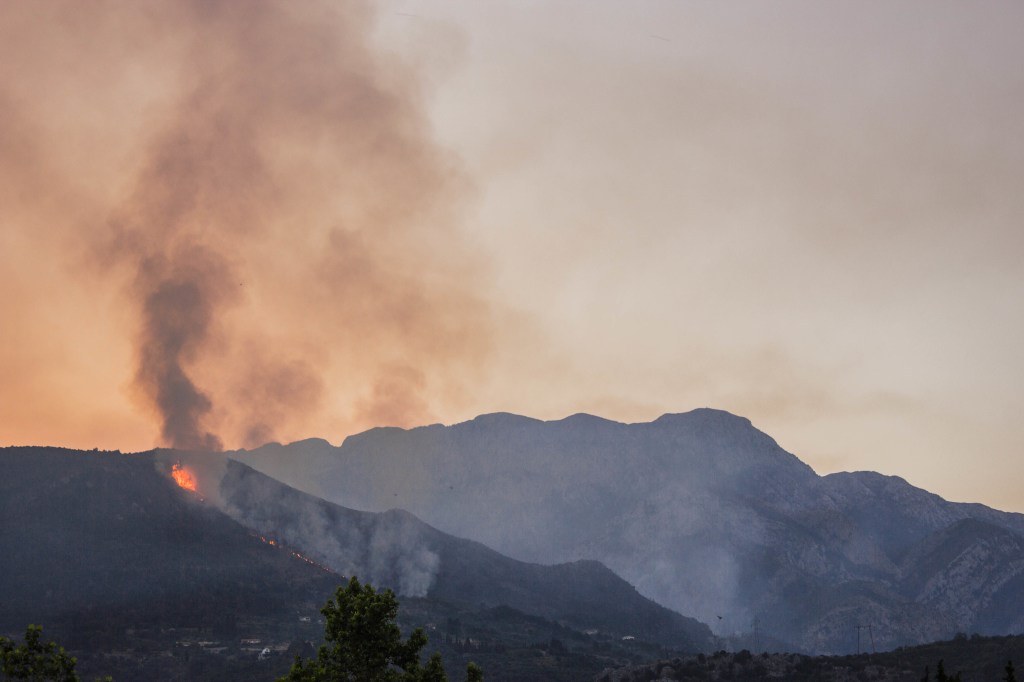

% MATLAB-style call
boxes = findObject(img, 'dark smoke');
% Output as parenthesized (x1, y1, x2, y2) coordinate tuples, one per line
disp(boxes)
(134, 247, 235, 451)
(106, 75, 267, 450)
(107, 68, 264, 449)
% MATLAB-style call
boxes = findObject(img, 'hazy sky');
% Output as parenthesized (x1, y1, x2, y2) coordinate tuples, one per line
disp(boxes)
(2, 2, 1022, 512)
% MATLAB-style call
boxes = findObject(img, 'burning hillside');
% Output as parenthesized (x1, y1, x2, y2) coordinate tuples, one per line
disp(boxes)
(170, 462, 197, 492)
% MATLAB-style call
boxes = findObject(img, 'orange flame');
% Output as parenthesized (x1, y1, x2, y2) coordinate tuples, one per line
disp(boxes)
(252, 533, 333, 573)
(171, 463, 197, 492)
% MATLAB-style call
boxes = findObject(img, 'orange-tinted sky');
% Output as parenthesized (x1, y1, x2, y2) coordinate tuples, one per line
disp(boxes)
(2, 2, 1022, 512)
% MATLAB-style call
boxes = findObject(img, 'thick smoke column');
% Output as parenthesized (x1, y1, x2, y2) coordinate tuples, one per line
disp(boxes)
(134, 248, 234, 450)
(108, 63, 269, 450)
(0, 0, 494, 448)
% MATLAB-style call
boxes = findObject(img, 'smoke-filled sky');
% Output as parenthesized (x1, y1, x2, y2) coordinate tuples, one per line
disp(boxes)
(2, 1, 1022, 512)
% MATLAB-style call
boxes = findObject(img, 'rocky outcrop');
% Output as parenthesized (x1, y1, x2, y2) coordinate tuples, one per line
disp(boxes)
(900, 519, 1024, 633)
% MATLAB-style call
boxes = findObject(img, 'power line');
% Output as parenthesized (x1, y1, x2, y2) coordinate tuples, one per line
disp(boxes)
(854, 624, 875, 655)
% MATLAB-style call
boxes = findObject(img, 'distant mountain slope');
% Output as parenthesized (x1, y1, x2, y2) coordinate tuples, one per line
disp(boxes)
(0, 446, 711, 659)
(4, 447, 714, 681)
(218, 459, 712, 648)
(821, 470, 1024, 561)
(234, 408, 1024, 653)
(898, 518, 1024, 634)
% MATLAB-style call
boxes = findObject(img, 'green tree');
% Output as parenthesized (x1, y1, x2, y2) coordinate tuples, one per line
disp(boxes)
(1005, 660, 1017, 682)
(280, 576, 481, 682)
(934, 660, 961, 682)
(0, 625, 79, 682)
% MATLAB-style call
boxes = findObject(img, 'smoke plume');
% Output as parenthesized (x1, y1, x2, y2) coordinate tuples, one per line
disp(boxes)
(213, 458, 442, 597)
(1, 0, 491, 449)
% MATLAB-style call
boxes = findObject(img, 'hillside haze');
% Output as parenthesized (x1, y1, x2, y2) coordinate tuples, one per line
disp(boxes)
(215, 458, 711, 648)
(236, 408, 1024, 653)
(0, 445, 711, 681)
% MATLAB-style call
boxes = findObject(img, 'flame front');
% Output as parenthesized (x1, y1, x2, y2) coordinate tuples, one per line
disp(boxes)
(171, 463, 197, 492)
(253, 533, 333, 573)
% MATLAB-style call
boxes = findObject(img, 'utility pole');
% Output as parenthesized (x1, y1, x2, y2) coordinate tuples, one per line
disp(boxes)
(753, 617, 761, 653)
(854, 625, 876, 655)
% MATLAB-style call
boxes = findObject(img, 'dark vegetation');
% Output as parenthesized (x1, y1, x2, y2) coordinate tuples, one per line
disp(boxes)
(0, 590, 691, 681)
(4, 446, 1022, 681)
(280, 576, 479, 681)
(0, 447, 703, 681)
(396, 600, 689, 682)
(0, 446, 339, 681)
(597, 634, 1024, 681)
(1, 625, 87, 681)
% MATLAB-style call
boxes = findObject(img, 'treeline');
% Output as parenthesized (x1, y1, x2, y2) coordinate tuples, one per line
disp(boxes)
(597, 634, 1024, 682)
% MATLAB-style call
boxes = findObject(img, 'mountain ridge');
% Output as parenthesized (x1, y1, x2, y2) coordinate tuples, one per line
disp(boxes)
(232, 408, 1024, 653)
(0, 446, 712, 653)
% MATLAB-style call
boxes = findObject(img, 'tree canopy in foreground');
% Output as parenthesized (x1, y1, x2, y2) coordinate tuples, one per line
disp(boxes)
(1, 625, 80, 682)
(280, 576, 481, 682)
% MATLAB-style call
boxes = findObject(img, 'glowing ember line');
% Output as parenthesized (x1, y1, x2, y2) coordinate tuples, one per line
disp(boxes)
(252, 533, 334, 573)
(291, 550, 333, 573)
(171, 463, 197, 492)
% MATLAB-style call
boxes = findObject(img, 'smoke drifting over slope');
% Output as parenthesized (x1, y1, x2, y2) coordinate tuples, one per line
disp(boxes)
(1, 1, 491, 449)
(218, 460, 441, 597)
